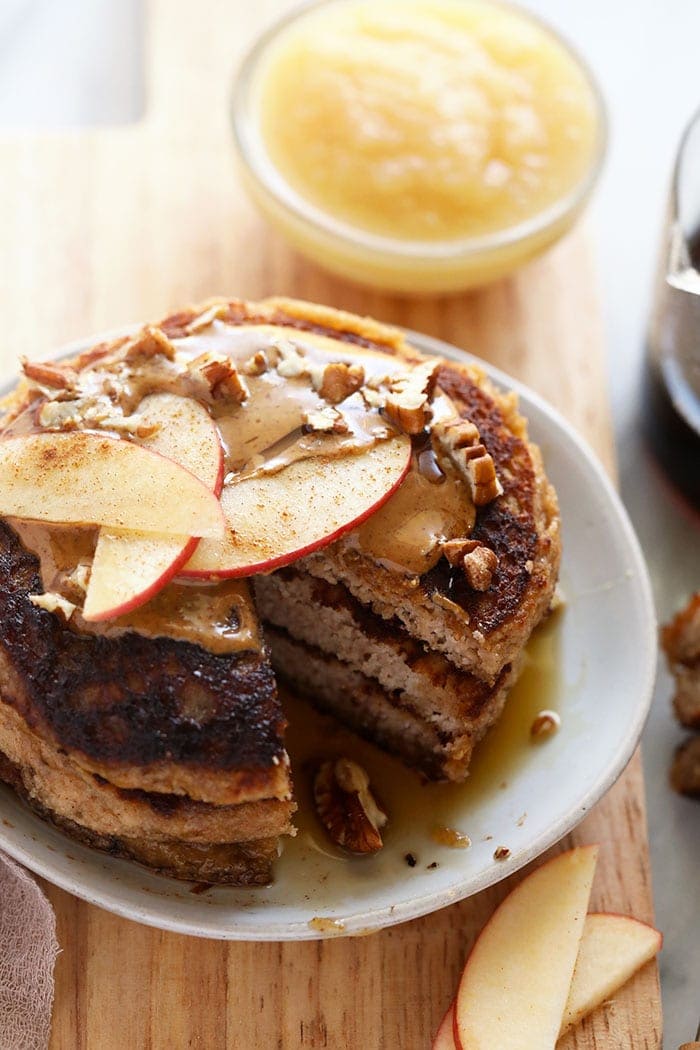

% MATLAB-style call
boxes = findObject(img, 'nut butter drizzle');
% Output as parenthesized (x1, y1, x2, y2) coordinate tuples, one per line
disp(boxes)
(3, 316, 502, 644)
(9, 519, 260, 654)
(172, 323, 403, 482)
(180, 325, 482, 578)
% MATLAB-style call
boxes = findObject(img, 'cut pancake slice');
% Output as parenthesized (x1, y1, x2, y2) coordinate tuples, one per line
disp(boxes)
(301, 356, 560, 685)
(0, 521, 294, 884)
(258, 568, 522, 780)
(0, 750, 287, 886)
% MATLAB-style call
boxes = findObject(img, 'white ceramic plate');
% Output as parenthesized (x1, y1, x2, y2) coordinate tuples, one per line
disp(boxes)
(0, 329, 656, 940)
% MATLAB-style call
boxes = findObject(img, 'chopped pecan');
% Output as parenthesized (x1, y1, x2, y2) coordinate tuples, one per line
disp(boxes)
(463, 543, 498, 591)
(361, 386, 384, 409)
(441, 538, 498, 591)
(313, 758, 387, 854)
(314, 362, 365, 405)
(187, 353, 248, 403)
(21, 357, 78, 392)
(101, 413, 161, 439)
(384, 361, 438, 434)
(302, 406, 349, 434)
(123, 326, 176, 362)
(530, 710, 561, 739)
(272, 339, 307, 378)
(440, 537, 476, 567)
(241, 350, 269, 376)
(431, 414, 502, 505)
(183, 302, 229, 334)
(29, 592, 77, 621)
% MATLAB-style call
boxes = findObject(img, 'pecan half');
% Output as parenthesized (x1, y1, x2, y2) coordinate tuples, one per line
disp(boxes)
(313, 758, 387, 854)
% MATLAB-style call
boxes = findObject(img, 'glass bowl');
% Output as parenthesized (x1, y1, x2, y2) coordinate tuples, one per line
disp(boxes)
(230, 0, 607, 295)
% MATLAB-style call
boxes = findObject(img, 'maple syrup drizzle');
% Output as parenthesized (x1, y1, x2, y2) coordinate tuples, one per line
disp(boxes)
(276, 612, 561, 877)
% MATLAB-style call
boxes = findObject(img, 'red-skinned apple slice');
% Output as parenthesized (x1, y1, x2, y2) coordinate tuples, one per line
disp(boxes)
(182, 434, 411, 578)
(0, 430, 224, 536)
(83, 393, 224, 621)
(445, 909, 661, 1049)
(454, 846, 598, 1050)
(432, 1002, 457, 1050)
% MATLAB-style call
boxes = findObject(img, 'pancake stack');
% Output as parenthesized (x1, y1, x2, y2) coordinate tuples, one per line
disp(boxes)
(0, 298, 560, 883)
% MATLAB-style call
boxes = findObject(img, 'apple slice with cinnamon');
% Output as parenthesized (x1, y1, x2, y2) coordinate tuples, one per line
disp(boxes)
(83, 393, 224, 621)
(182, 434, 411, 578)
(0, 429, 224, 536)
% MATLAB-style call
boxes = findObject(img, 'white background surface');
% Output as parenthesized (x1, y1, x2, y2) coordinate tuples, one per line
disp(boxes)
(0, 0, 699, 1042)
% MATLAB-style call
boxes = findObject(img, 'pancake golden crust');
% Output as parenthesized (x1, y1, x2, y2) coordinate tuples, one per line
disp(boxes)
(159, 296, 414, 358)
(421, 362, 551, 636)
(0, 751, 278, 886)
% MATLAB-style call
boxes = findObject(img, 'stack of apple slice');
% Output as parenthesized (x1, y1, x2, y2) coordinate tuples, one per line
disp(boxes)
(0, 389, 412, 619)
(432, 846, 661, 1049)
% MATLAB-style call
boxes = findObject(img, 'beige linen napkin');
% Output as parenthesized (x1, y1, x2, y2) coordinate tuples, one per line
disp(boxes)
(0, 854, 58, 1050)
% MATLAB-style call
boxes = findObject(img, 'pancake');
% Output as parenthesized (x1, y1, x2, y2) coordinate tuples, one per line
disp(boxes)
(0, 296, 561, 884)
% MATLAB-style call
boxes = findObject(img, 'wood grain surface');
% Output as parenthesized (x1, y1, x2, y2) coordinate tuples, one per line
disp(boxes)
(0, 1, 661, 1046)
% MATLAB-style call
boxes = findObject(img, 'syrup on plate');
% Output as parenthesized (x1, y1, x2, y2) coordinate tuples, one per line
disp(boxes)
(279, 612, 561, 872)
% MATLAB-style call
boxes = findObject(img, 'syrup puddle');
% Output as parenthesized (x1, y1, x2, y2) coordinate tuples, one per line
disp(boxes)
(275, 612, 562, 887)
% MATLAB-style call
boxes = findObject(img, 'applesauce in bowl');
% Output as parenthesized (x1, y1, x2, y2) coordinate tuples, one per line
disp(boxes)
(231, 0, 606, 294)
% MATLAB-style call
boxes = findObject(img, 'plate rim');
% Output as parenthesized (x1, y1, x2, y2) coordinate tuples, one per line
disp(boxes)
(0, 326, 657, 939)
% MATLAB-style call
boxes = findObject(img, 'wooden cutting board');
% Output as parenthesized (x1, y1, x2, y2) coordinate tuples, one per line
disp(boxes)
(0, 1, 662, 1046)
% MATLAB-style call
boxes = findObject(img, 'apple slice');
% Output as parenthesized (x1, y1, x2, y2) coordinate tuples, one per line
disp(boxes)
(0, 431, 224, 536)
(83, 393, 224, 621)
(432, 1002, 457, 1050)
(182, 434, 411, 578)
(560, 913, 662, 1034)
(454, 845, 598, 1050)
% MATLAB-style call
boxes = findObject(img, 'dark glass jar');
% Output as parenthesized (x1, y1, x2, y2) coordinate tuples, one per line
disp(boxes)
(644, 108, 700, 505)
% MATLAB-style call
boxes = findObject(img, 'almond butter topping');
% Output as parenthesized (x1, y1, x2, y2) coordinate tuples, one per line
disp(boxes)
(313, 758, 387, 854)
